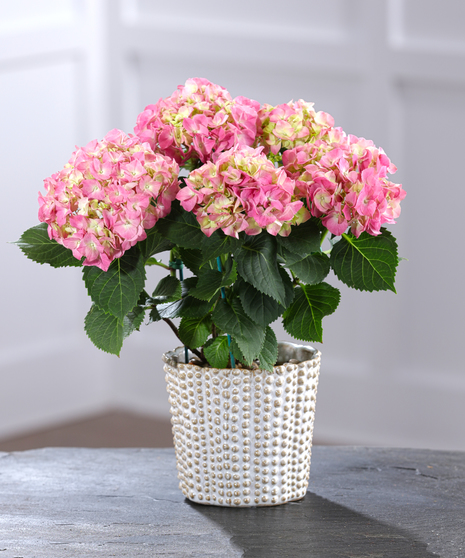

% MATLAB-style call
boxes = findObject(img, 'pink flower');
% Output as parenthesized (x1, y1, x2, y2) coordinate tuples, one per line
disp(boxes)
(80, 232, 104, 262)
(133, 78, 260, 166)
(91, 158, 113, 180)
(38, 129, 179, 271)
(177, 145, 309, 238)
(257, 100, 334, 157)
(322, 211, 349, 236)
(283, 132, 406, 237)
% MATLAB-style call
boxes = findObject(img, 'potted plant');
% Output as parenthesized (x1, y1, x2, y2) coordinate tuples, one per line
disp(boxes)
(15, 78, 405, 506)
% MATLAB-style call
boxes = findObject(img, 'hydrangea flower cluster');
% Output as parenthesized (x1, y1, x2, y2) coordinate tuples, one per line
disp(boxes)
(134, 77, 260, 166)
(177, 145, 308, 238)
(131, 78, 404, 241)
(257, 100, 334, 157)
(38, 129, 179, 271)
(283, 128, 406, 237)
(38, 78, 405, 273)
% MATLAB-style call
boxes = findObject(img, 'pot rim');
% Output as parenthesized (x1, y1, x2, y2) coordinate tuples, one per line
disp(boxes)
(162, 341, 320, 374)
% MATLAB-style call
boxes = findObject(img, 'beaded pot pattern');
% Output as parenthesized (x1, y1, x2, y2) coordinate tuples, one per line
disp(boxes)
(163, 343, 321, 507)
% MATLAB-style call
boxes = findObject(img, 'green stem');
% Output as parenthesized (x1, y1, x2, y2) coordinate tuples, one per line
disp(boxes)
(163, 318, 202, 359)
(320, 228, 329, 247)
(289, 268, 300, 286)
(146, 258, 171, 270)
(169, 249, 176, 277)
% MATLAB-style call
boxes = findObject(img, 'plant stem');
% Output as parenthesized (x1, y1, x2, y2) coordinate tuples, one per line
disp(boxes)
(169, 249, 176, 277)
(216, 256, 235, 368)
(163, 318, 202, 359)
(162, 317, 179, 338)
(289, 268, 300, 286)
(320, 228, 329, 247)
(146, 258, 171, 270)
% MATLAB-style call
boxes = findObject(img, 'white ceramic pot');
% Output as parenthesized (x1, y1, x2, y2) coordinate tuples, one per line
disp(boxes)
(163, 342, 321, 507)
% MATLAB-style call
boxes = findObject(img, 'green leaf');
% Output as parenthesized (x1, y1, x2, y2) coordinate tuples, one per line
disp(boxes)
(137, 289, 150, 306)
(152, 275, 182, 302)
(178, 316, 212, 349)
(84, 304, 123, 355)
(228, 329, 278, 371)
(201, 229, 243, 261)
(276, 219, 321, 256)
(212, 298, 265, 365)
(13, 223, 83, 267)
(204, 336, 231, 368)
(156, 278, 211, 319)
(237, 278, 285, 328)
(222, 258, 238, 285)
(189, 269, 223, 301)
(190, 260, 237, 301)
(83, 247, 146, 321)
(156, 201, 207, 249)
(149, 306, 162, 323)
(234, 233, 288, 305)
(177, 247, 205, 275)
(257, 327, 278, 372)
(229, 337, 245, 365)
(123, 305, 145, 339)
(285, 252, 331, 285)
(283, 283, 340, 343)
(330, 228, 398, 293)
(278, 266, 296, 307)
(138, 226, 172, 261)
(177, 296, 212, 319)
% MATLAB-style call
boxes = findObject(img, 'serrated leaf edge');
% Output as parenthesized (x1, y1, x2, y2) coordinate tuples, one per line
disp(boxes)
(84, 304, 123, 356)
(334, 230, 398, 293)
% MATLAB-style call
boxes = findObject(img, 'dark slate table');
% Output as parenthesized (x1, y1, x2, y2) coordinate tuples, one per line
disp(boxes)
(0, 447, 463, 557)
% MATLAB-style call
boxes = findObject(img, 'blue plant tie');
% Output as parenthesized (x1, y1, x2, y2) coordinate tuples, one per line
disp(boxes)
(171, 259, 188, 363)
(216, 257, 235, 368)
(169, 259, 184, 270)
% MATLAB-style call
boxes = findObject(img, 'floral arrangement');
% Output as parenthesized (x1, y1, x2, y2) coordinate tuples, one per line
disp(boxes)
(16, 78, 405, 370)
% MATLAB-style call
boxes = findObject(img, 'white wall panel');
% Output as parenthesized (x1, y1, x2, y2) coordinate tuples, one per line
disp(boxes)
(0, 3, 114, 439)
(397, 80, 465, 373)
(399, 0, 465, 45)
(0, 0, 76, 33)
(1, 0, 465, 449)
(131, 53, 360, 125)
(0, 61, 80, 343)
(133, 0, 351, 40)
(1, 61, 78, 225)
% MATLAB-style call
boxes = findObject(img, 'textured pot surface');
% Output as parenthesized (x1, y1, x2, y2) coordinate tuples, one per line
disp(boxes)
(163, 342, 321, 507)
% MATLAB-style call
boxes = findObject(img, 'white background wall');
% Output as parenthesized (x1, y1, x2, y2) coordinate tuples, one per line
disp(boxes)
(1, 0, 464, 449)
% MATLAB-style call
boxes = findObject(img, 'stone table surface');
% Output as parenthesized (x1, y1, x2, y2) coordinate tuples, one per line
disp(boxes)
(0, 447, 464, 557)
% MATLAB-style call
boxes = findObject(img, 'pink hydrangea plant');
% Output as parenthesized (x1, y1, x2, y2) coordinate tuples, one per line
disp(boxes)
(177, 145, 309, 238)
(38, 129, 179, 271)
(17, 77, 407, 360)
(134, 78, 260, 166)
